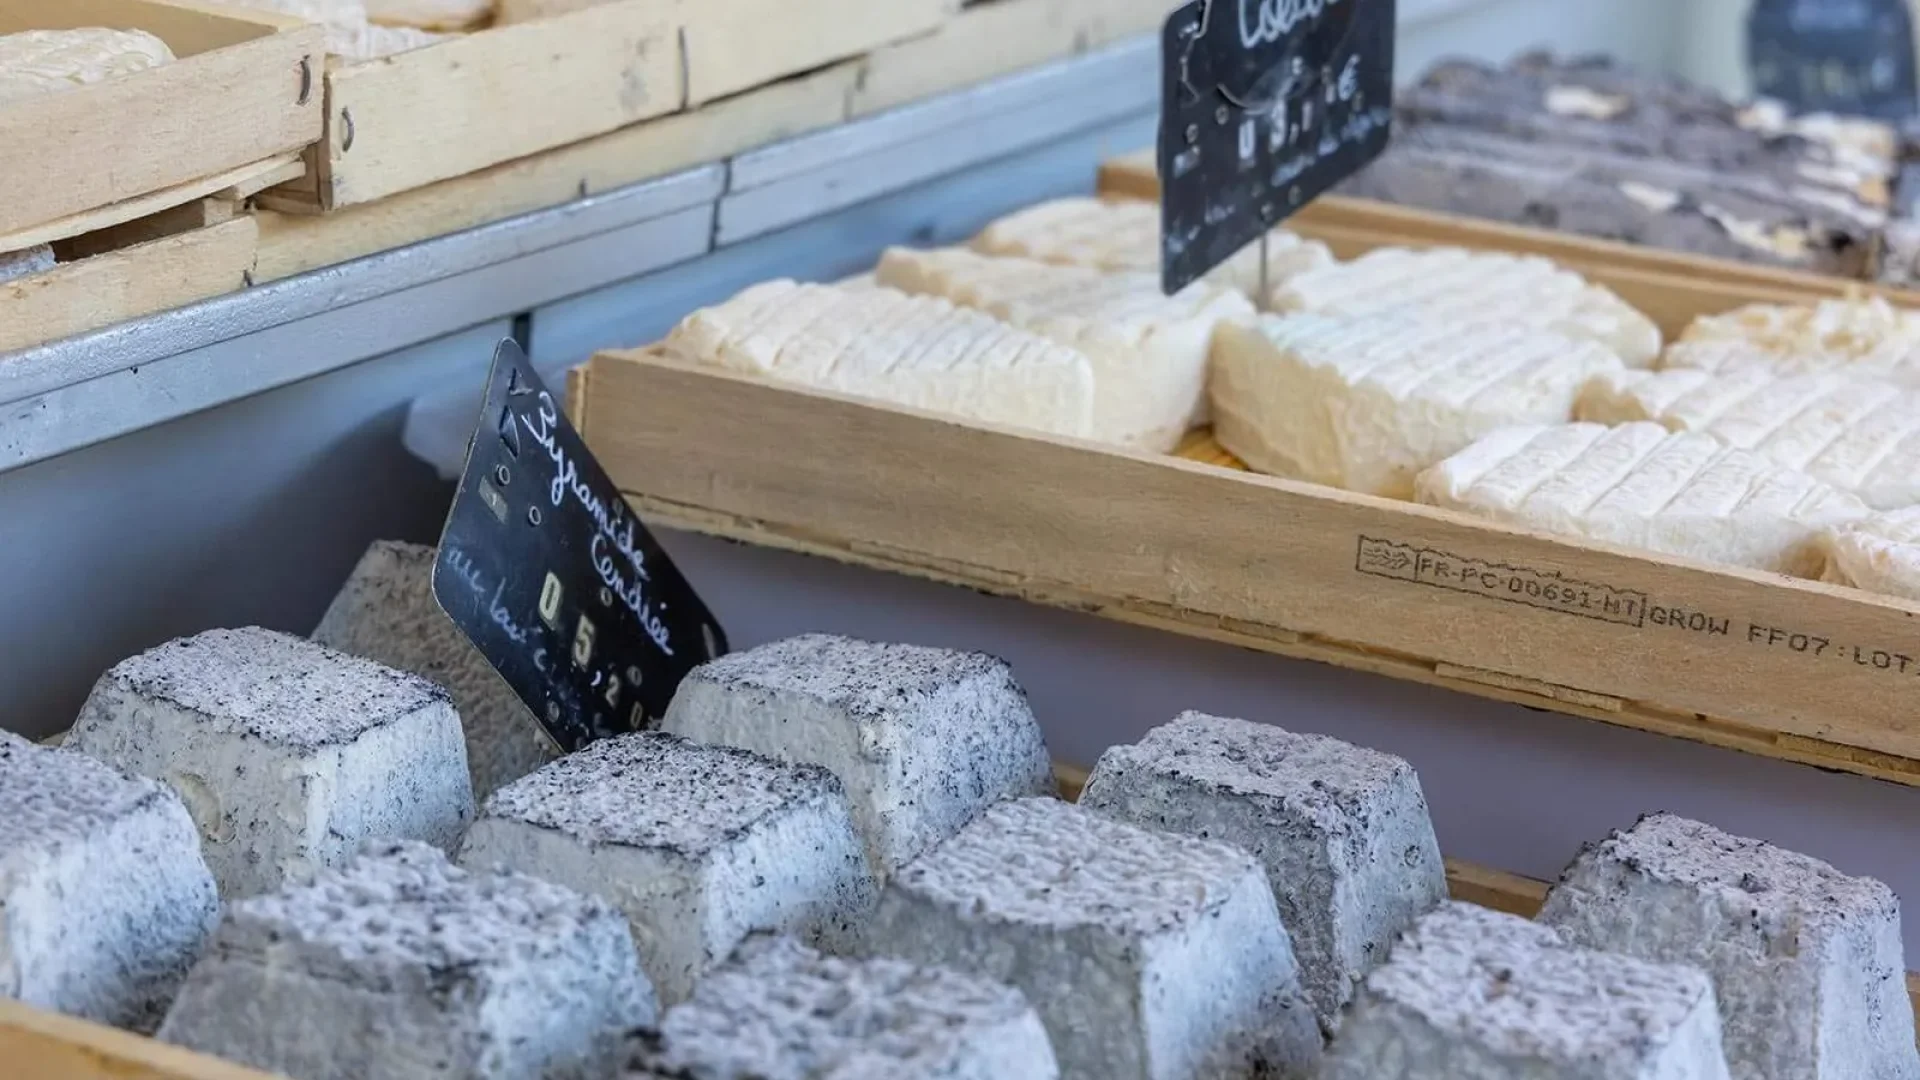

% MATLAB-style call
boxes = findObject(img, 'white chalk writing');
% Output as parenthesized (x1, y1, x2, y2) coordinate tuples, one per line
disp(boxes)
(1238, 0, 1347, 49)
(592, 532, 673, 655)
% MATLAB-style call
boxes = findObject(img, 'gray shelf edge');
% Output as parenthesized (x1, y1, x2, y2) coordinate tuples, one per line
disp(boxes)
(0, 37, 1159, 477)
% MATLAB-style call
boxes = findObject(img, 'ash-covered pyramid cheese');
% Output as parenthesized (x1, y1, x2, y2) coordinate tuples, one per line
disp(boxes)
(865, 797, 1321, 1080)
(875, 246, 1255, 451)
(969, 196, 1334, 298)
(1321, 902, 1731, 1080)
(67, 627, 475, 898)
(0, 733, 219, 1031)
(662, 633, 1054, 880)
(1821, 506, 1920, 601)
(622, 935, 1057, 1080)
(457, 733, 877, 1004)
(1080, 713, 1447, 1035)
(314, 540, 557, 799)
(1662, 295, 1920, 389)
(159, 841, 652, 1080)
(660, 279, 1095, 439)
(1213, 312, 1622, 497)
(0, 28, 175, 106)
(1579, 368, 1920, 510)
(1414, 422, 1868, 576)
(1539, 813, 1919, 1080)
(1273, 247, 1662, 366)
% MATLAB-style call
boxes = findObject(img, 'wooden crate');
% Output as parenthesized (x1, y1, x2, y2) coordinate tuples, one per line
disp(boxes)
(571, 344, 1920, 789)
(0, 0, 322, 243)
(258, 0, 954, 213)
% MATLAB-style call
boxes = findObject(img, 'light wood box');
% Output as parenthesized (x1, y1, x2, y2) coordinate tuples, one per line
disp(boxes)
(0, 0, 322, 245)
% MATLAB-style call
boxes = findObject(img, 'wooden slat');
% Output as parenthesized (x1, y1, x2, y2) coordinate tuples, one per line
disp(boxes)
(0, 1, 322, 236)
(0, 1000, 278, 1080)
(0, 217, 257, 355)
(252, 61, 858, 281)
(575, 351, 1920, 787)
(678, 0, 952, 106)
(0, 155, 297, 256)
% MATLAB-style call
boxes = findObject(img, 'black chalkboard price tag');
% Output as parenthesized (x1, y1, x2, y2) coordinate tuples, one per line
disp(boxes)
(432, 340, 728, 754)
(1748, 0, 1917, 120)
(1159, 0, 1397, 295)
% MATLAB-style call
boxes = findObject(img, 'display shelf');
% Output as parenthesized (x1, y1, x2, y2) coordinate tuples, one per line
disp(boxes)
(0, 0, 322, 241)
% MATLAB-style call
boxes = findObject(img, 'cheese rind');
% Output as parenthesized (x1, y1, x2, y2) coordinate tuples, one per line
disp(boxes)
(1662, 296, 1920, 388)
(1578, 368, 1920, 510)
(1414, 422, 1869, 576)
(970, 195, 1335, 299)
(1820, 507, 1920, 602)
(0, 29, 175, 106)
(1213, 312, 1622, 497)
(662, 280, 1096, 440)
(1273, 246, 1662, 366)
(875, 246, 1254, 450)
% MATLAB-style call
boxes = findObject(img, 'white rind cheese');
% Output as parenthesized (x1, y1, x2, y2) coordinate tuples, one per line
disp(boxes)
(1212, 313, 1622, 498)
(875, 246, 1255, 451)
(1414, 422, 1869, 576)
(1662, 296, 1920, 388)
(969, 196, 1334, 299)
(1273, 247, 1663, 367)
(1579, 368, 1920, 509)
(661, 279, 1096, 440)
(0, 244, 54, 284)
(0, 29, 175, 106)
(1821, 507, 1920, 602)
(366, 0, 493, 31)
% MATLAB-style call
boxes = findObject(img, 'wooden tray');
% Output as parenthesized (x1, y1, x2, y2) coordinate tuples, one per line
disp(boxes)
(13, 762, 1906, 1078)
(0, 0, 322, 242)
(260, 0, 954, 212)
(572, 345, 1920, 788)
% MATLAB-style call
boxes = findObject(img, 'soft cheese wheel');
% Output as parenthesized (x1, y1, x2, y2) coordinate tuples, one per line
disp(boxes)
(1274, 247, 1663, 367)
(1821, 507, 1920, 602)
(1662, 295, 1920, 388)
(366, 0, 492, 31)
(970, 195, 1335, 298)
(0, 29, 174, 105)
(1579, 368, 1920, 509)
(661, 279, 1096, 440)
(1414, 422, 1870, 577)
(1212, 312, 1623, 498)
(875, 246, 1255, 450)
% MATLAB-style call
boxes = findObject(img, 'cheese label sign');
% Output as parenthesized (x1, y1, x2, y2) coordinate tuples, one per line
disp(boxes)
(1158, 0, 1397, 294)
(1748, 0, 1917, 121)
(432, 339, 728, 754)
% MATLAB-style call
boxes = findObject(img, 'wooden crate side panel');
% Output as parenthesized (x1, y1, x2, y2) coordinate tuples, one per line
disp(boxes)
(254, 62, 856, 281)
(318, 0, 681, 208)
(0, 217, 257, 354)
(580, 354, 1920, 769)
(0, 154, 296, 254)
(0, 0, 285, 53)
(849, 0, 1167, 119)
(0, 20, 321, 235)
(0, 999, 278, 1080)
(679, 0, 954, 106)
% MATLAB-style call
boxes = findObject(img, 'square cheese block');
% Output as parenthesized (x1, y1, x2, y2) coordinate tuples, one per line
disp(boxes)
(1662, 296, 1920, 389)
(0, 28, 174, 106)
(1539, 813, 1919, 1080)
(969, 195, 1335, 299)
(159, 841, 653, 1080)
(1212, 312, 1622, 497)
(875, 246, 1256, 451)
(457, 733, 877, 1004)
(1578, 368, 1920, 510)
(1, 733, 219, 1031)
(865, 797, 1321, 1080)
(1272, 247, 1662, 367)
(67, 626, 476, 898)
(0, 244, 53, 285)
(622, 934, 1057, 1080)
(1081, 712, 1447, 1035)
(1821, 506, 1920, 602)
(1321, 902, 1731, 1080)
(1414, 422, 1869, 576)
(660, 279, 1096, 440)
(314, 540, 558, 800)
(662, 633, 1055, 880)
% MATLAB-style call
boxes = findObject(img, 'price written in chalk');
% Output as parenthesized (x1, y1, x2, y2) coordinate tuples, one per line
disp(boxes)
(1157, 0, 1397, 294)
(432, 340, 728, 753)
